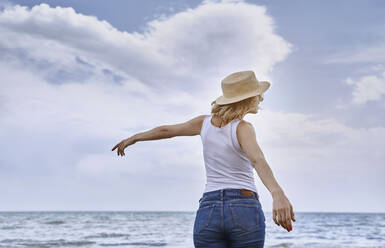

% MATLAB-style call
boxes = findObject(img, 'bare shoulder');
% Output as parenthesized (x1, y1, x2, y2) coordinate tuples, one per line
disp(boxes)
(191, 114, 209, 126)
(197, 114, 210, 121)
(236, 120, 256, 149)
(238, 120, 254, 132)
(186, 114, 210, 136)
(193, 114, 209, 128)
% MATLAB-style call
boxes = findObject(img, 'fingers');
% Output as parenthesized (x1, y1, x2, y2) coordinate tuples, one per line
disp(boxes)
(112, 142, 121, 153)
(290, 205, 296, 222)
(112, 138, 135, 156)
(273, 199, 295, 232)
(111, 144, 118, 151)
(118, 144, 125, 156)
(272, 210, 280, 226)
(112, 142, 124, 156)
(277, 208, 292, 232)
(111, 141, 126, 156)
(284, 210, 292, 232)
(278, 211, 288, 231)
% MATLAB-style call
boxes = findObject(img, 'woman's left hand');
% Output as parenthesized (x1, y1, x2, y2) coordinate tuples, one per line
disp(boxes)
(272, 191, 296, 232)
(111, 137, 136, 156)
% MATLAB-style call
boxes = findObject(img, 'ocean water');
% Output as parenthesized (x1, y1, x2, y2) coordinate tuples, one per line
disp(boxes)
(0, 211, 384, 248)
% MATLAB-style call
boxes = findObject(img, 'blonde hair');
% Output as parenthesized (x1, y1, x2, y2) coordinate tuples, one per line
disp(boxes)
(210, 95, 264, 126)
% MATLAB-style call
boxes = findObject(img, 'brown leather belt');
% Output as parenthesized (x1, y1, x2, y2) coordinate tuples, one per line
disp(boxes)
(240, 189, 255, 197)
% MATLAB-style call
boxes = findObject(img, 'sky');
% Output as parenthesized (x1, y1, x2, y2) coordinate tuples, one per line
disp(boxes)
(0, 0, 384, 213)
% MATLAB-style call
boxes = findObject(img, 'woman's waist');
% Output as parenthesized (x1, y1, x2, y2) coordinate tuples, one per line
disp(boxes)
(205, 169, 255, 182)
(204, 177, 257, 191)
(199, 188, 260, 203)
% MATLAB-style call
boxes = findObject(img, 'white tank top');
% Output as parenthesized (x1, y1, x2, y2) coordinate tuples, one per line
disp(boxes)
(200, 114, 258, 193)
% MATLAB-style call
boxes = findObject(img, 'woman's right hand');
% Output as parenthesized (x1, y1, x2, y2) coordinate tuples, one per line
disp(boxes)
(272, 191, 296, 232)
(111, 137, 136, 156)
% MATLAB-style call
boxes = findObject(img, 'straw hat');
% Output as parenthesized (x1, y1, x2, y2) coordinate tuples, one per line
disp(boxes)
(214, 70, 270, 105)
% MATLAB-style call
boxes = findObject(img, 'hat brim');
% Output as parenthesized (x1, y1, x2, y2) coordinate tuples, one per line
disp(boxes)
(215, 81, 270, 105)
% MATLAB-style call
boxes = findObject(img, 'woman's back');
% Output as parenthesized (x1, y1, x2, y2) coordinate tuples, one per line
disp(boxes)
(200, 114, 257, 193)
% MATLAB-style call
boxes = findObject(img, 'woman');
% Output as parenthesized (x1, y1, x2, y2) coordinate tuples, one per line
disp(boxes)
(112, 70, 295, 247)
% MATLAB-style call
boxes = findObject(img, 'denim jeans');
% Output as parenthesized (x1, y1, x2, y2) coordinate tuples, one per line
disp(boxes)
(193, 188, 266, 248)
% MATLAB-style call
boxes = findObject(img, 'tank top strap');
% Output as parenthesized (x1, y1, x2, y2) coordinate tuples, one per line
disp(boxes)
(231, 118, 246, 155)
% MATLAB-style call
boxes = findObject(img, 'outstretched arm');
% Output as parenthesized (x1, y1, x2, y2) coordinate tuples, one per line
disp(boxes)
(111, 114, 207, 156)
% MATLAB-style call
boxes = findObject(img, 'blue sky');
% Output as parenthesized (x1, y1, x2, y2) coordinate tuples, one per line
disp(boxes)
(0, 0, 384, 213)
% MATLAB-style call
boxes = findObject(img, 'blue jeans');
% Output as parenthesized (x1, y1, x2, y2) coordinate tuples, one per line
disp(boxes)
(193, 188, 266, 248)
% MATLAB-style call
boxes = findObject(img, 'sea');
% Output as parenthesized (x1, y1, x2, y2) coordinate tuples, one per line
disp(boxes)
(0, 211, 384, 248)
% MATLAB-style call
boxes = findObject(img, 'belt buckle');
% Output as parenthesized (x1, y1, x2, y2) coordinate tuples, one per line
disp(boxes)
(240, 189, 254, 197)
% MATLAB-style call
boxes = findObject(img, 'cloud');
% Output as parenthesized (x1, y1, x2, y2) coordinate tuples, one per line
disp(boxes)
(345, 71, 385, 104)
(0, 1, 292, 92)
(248, 109, 385, 176)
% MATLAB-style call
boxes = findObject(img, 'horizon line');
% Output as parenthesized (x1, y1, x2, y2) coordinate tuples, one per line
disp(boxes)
(1, 210, 384, 214)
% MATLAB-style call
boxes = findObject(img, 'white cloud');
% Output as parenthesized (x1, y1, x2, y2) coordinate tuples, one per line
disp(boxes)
(244, 109, 385, 177)
(0, 1, 292, 92)
(345, 71, 385, 104)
